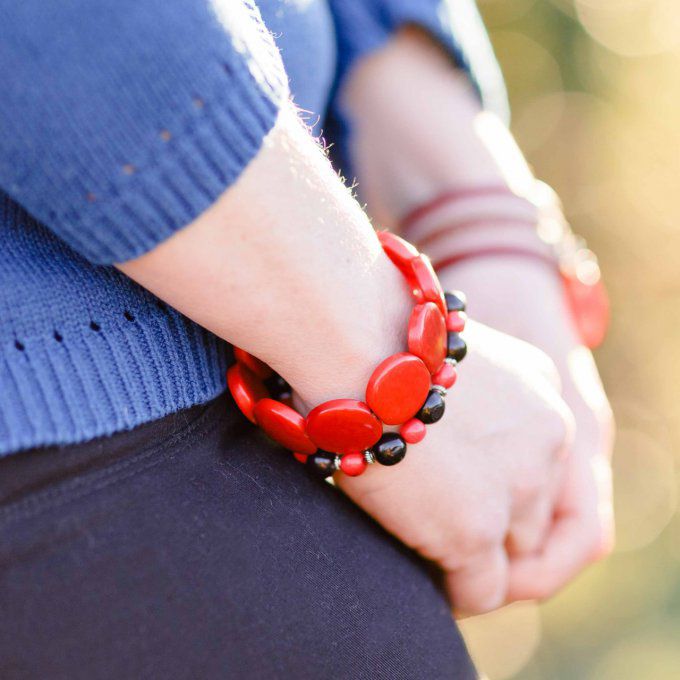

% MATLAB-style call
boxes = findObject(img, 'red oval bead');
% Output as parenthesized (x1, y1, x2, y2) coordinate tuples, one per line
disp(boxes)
(306, 399, 382, 454)
(378, 231, 422, 297)
(410, 255, 446, 315)
(446, 310, 467, 333)
(233, 347, 273, 379)
(366, 352, 431, 425)
(400, 418, 427, 444)
(378, 230, 419, 269)
(408, 302, 447, 374)
(339, 452, 368, 477)
(293, 452, 309, 464)
(253, 398, 317, 454)
(227, 363, 268, 424)
(432, 362, 457, 389)
(562, 273, 610, 349)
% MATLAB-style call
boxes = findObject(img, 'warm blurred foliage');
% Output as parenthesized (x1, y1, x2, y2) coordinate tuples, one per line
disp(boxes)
(457, 1, 680, 678)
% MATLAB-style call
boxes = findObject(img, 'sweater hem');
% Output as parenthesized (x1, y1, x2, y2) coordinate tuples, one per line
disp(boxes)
(0, 309, 229, 457)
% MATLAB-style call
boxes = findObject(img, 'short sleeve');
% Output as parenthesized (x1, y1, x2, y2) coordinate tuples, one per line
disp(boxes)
(0, 0, 289, 263)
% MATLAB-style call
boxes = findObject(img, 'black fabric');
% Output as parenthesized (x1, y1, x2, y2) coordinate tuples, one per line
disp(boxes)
(0, 394, 476, 680)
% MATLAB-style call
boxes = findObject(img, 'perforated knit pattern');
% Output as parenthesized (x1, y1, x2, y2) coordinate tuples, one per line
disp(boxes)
(0, 199, 230, 454)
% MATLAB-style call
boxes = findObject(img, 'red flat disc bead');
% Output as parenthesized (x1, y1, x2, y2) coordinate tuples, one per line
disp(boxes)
(233, 347, 273, 379)
(253, 398, 317, 455)
(410, 255, 447, 315)
(306, 399, 382, 455)
(378, 231, 422, 297)
(562, 273, 610, 349)
(366, 352, 431, 425)
(339, 452, 368, 477)
(446, 310, 467, 333)
(432, 362, 457, 389)
(227, 363, 268, 424)
(378, 230, 419, 269)
(408, 302, 447, 374)
(400, 418, 427, 444)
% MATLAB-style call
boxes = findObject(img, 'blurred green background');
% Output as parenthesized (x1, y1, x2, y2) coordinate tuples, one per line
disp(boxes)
(457, 1, 680, 678)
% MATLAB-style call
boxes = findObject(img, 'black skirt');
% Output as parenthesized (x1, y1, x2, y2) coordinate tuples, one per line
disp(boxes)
(0, 393, 476, 679)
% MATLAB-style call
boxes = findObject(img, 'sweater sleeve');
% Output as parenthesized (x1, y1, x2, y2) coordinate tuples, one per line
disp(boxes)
(0, 0, 288, 264)
(326, 0, 509, 120)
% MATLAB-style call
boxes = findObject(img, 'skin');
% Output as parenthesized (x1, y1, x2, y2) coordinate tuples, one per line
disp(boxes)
(341, 27, 614, 608)
(118, 27, 612, 617)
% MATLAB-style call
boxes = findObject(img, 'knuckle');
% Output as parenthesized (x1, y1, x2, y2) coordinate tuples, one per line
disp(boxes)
(407, 525, 450, 562)
(540, 359, 562, 392)
(526, 345, 562, 390)
(511, 477, 544, 506)
(514, 579, 558, 602)
(534, 581, 561, 602)
(588, 528, 615, 563)
(599, 403, 616, 452)
(455, 519, 502, 557)
(544, 404, 574, 456)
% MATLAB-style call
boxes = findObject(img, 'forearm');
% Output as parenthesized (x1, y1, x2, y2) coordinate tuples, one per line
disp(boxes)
(118, 105, 411, 408)
(340, 27, 540, 253)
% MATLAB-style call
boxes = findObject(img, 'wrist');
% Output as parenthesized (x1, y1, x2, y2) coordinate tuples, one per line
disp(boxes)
(228, 231, 467, 479)
(424, 220, 554, 273)
(286, 250, 413, 409)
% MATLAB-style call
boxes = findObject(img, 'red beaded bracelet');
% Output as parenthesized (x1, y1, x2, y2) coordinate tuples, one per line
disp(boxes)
(433, 245, 609, 349)
(399, 183, 610, 349)
(227, 232, 468, 479)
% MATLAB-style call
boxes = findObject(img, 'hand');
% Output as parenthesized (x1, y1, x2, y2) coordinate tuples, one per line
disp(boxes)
(437, 254, 615, 604)
(337, 320, 575, 616)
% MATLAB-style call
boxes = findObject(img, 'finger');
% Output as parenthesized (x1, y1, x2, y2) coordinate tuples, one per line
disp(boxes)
(445, 546, 509, 617)
(506, 454, 566, 557)
(591, 453, 615, 558)
(506, 492, 554, 557)
(505, 508, 598, 603)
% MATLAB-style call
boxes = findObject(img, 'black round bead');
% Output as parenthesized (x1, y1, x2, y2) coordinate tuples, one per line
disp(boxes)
(447, 332, 468, 362)
(371, 433, 407, 466)
(416, 389, 446, 424)
(306, 452, 337, 478)
(445, 290, 467, 312)
(264, 374, 292, 399)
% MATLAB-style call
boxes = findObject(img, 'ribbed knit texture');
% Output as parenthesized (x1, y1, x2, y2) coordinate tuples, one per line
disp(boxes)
(0, 199, 231, 454)
(0, 0, 506, 457)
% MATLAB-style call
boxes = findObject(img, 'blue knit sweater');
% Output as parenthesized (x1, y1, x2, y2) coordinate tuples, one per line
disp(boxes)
(0, 0, 505, 456)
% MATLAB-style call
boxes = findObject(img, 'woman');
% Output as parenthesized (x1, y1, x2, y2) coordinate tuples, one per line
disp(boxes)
(0, 1, 613, 677)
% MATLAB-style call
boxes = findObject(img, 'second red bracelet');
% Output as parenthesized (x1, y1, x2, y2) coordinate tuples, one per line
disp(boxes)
(227, 231, 468, 478)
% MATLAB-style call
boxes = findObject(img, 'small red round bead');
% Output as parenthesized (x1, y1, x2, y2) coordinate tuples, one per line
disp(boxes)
(227, 363, 268, 424)
(400, 418, 427, 444)
(366, 352, 431, 425)
(306, 399, 382, 455)
(408, 302, 447, 374)
(339, 452, 368, 477)
(293, 452, 309, 464)
(253, 398, 317, 455)
(432, 362, 457, 389)
(446, 310, 467, 333)
(233, 347, 273, 379)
